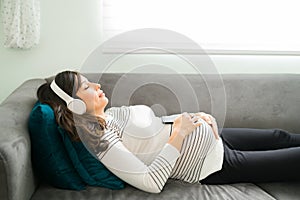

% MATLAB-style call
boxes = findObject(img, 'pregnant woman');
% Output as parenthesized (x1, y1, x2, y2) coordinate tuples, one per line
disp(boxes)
(36, 70, 300, 193)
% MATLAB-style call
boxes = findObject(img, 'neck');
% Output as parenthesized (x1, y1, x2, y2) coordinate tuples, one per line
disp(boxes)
(94, 110, 106, 119)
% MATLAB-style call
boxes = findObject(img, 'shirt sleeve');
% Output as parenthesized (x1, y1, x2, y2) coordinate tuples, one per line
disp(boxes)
(97, 129, 180, 193)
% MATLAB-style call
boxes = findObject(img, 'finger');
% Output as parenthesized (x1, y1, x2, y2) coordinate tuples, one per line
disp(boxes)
(193, 118, 201, 124)
(194, 121, 202, 127)
(192, 116, 199, 123)
(188, 114, 195, 121)
(199, 112, 206, 116)
(180, 113, 187, 120)
(198, 112, 208, 119)
(205, 116, 212, 124)
(195, 112, 201, 117)
(183, 112, 190, 118)
(198, 114, 211, 124)
(208, 115, 215, 123)
(212, 128, 220, 140)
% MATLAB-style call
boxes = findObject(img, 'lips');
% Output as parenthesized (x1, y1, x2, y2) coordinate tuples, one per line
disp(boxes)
(99, 91, 105, 97)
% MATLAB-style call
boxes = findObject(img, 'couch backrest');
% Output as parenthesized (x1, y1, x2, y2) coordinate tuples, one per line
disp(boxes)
(89, 73, 300, 133)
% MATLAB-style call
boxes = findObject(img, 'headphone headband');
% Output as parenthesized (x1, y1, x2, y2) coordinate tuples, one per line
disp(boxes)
(50, 79, 86, 115)
(50, 80, 73, 103)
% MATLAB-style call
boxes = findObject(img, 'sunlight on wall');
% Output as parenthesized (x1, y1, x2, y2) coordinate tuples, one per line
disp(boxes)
(103, 0, 300, 52)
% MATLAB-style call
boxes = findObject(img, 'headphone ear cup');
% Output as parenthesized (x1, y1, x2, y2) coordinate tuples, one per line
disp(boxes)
(67, 99, 87, 115)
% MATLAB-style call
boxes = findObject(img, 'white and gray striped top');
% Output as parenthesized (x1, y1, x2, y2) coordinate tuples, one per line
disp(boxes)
(97, 105, 224, 193)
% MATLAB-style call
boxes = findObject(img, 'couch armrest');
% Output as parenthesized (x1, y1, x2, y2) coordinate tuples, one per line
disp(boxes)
(0, 159, 8, 200)
(0, 130, 34, 200)
(0, 79, 45, 200)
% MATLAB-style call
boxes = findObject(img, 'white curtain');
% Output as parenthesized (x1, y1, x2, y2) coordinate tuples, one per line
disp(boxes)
(1, 0, 40, 49)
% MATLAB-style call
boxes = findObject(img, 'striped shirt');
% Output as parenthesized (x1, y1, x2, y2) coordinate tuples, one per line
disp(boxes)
(97, 105, 224, 193)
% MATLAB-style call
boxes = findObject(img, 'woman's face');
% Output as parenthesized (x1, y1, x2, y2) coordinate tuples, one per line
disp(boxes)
(76, 75, 109, 115)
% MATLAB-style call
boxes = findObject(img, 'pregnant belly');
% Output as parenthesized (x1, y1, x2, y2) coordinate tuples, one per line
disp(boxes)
(177, 119, 216, 162)
(169, 119, 217, 181)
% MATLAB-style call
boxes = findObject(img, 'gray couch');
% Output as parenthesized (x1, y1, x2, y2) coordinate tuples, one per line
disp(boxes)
(1, 73, 300, 200)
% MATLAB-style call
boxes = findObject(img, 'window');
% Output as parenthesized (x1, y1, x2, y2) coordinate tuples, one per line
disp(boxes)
(102, 0, 300, 55)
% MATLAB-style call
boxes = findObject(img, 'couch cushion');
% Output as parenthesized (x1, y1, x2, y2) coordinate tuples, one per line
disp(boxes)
(28, 102, 124, 190)
(31, 181, 276, 200)
(257, 182, 300, 200)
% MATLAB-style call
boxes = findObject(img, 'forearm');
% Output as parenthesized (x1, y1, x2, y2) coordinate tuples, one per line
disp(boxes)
(100, 141, 180, 193)
(167, 128, 185, 152)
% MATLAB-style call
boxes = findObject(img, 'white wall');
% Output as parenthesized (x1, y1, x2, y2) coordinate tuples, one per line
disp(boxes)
(1, 0, 300, 103)
(0, 0, 102, 103)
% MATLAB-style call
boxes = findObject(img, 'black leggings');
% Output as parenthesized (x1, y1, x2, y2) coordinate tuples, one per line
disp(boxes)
(201, 128, 300, 184)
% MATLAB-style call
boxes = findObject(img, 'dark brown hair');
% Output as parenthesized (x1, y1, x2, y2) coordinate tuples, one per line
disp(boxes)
(37, 70, 108, 153)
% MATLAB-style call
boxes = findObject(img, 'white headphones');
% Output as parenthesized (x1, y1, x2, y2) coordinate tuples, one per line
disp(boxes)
(50, 79, 86, 115)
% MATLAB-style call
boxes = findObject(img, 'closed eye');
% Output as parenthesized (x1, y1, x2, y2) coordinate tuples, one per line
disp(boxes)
(80, 83, 89, 90)
(80, 79, 90, 90)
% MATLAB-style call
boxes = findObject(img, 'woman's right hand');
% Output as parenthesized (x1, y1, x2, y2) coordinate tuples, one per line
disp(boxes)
(168, 112, 202, 151)
(173, 112, 202, 138)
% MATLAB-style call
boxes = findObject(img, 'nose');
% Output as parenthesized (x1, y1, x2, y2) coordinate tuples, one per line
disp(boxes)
(95, 83, 101, 89)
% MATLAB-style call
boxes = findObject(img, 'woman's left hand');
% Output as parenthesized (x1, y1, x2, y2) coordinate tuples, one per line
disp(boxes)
(191, 112, 219, 140)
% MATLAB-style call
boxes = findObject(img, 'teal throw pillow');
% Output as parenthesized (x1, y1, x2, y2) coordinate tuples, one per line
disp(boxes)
(28, 101, 85, 190)
(58, 127, 125, 189)
(28, 101, 125, 190)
